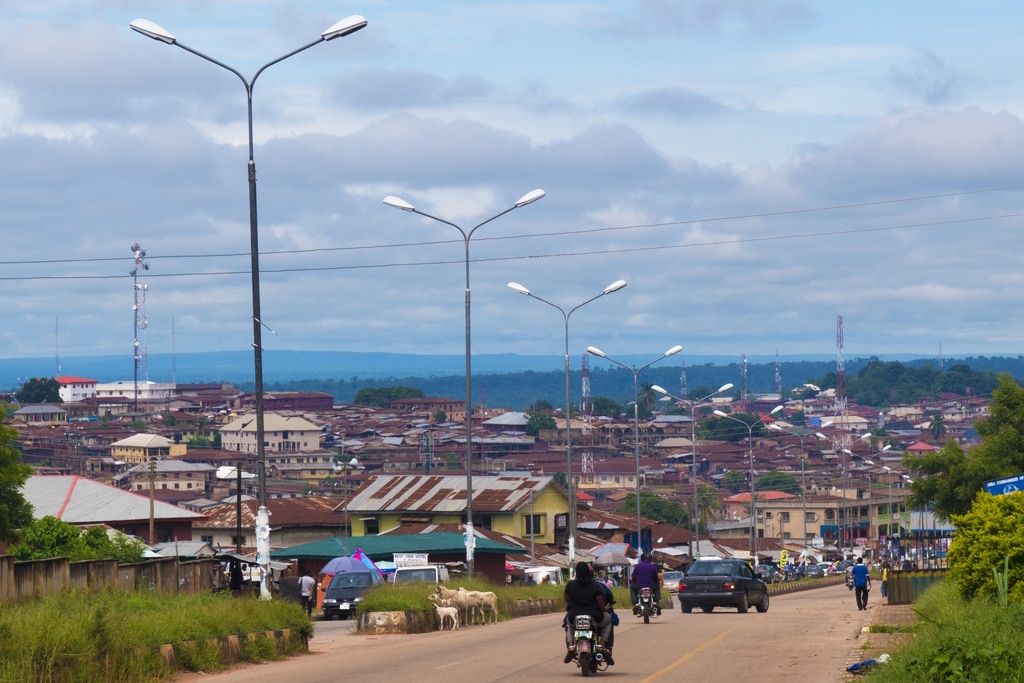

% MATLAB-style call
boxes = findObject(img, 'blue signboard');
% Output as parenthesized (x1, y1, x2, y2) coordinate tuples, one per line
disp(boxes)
(984, 473, 1024, 496)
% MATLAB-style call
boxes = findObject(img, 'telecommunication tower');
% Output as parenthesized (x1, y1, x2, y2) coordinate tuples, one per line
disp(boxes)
(580, 352, 594, 475)
(835, 315, 847, 415)
(740, 354, 748, 400)
(680, 362, 688, 399)
(774, 349, 782, 395)
(131, 243, 149, 414)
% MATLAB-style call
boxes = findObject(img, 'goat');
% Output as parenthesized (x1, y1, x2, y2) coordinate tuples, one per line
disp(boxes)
(434, 604, 460, 630)
(458, 588, 498, 624)
(435, 585, 473, 625)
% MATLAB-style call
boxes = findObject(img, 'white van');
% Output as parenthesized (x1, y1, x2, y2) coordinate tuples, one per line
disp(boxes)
(391, 565, 450, 584)
(523, 566, 565, 585)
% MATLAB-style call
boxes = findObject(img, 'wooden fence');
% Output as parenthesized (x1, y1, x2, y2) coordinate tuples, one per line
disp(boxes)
(0, 555, 223, 604)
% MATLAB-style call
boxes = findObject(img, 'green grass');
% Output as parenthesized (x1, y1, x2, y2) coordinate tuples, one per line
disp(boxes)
(0, 588, 312, 682)
(864, 580, 1024, 682)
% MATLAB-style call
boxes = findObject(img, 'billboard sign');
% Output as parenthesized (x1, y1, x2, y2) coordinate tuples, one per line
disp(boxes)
(984, 473, 1024, 497)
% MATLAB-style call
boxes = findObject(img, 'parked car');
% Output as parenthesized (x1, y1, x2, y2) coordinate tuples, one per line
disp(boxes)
(755, 563, 782, 583)
(321, 569, 382, 620)
(805, 563, 827, 578)
(678, 559, 769, 614)
(391, 565, 450, 584)
(662, 570, 684, 593)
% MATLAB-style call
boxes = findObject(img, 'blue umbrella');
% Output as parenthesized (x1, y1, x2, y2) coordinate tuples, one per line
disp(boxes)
(319, 556, 364, 575)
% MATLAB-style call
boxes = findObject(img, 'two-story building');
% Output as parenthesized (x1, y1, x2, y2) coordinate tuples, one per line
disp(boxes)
(109, 433, 187, 465)
(219, 412, 321, 453)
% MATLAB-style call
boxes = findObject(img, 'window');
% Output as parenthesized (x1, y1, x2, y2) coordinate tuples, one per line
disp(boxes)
(363, 517, 379, 535)
(779, 511, 790, 522)
(524, 514, 545, 535)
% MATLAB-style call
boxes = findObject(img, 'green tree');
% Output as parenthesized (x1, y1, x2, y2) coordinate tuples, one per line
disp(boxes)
(928, 412, 947, 442)
(616, 491, 690, 527)
(352, 386, 426, 407)
(16, 377, 61, 403)
(590, 396, 622, 418)
(906, 373, 1024, 520)
(0, 407, 33, 544)
(525, 413, 557, 436)
(433, 409, 447, 423)
(755, 470, 801, 495)
(9, 516, 146, 563)
(721, 470, 747, 493)
(695, 484, 722, 532)
(946, 492, 1024, 603)
(528, 400, 554, 412)
(701, 412, 772, 442)
(638, 383, 657, 413)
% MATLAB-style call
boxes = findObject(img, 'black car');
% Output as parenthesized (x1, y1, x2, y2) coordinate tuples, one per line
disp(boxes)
(321, 569, 378, 620)
(678, 559, 769, 614)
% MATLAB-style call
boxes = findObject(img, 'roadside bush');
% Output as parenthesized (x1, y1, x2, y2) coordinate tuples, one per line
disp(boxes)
(865, 580, 1024, 682)
(947, 492, 1024, 602)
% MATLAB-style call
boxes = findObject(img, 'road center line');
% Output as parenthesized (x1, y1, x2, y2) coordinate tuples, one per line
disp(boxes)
(638, 625, 742, 682)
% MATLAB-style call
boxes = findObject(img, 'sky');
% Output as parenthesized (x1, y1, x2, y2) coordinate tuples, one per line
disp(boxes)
(4, 1, 1024, 380)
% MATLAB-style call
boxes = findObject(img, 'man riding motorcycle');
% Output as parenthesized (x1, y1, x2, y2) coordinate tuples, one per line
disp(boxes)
(563, 561, 614, 666)
(629, 553, 662, 616)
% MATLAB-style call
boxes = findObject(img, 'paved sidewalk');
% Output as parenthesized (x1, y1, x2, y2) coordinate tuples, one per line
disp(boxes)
(841, 599, 918, 679)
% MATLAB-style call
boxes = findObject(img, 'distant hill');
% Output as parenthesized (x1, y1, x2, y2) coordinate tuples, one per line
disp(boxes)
(6, 350, 1022, 411)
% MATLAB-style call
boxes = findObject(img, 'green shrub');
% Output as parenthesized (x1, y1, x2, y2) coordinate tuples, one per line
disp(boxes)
(240, 634, 282, 664)
(865, 581, 1024, 682)
(947, 492, 1024, 602)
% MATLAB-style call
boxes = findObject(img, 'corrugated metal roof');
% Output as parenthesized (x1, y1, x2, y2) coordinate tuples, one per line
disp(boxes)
(349, 474, 556, 515)
(270, 530, 523, 561)
(22, 475, 205, 524)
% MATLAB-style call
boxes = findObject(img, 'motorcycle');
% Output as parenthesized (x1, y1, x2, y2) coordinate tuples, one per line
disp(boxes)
(634, 586, 661, 624)
(846, 573, 854, 590)
(571, 613, 608, 677)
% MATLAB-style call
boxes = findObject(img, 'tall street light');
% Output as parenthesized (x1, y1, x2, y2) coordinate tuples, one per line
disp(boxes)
(131, 14, 368, 600)
(651, 383, 733, 558)
(768, 422, 830, 543)
(384, 189, 546, 578)
(507, 279, 627, 566)
(714, 406, 784, 564)
(586, 345, 683, 554)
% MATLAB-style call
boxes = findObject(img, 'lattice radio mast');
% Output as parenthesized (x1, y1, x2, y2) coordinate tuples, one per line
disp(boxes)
(680, 362, 688, 400)
(774, 349, 782, 395)
(131, 243, 149, 414)
(835, 315, 847, 415)
(580, 352, 594, 475)
(740, 354, 748, 400)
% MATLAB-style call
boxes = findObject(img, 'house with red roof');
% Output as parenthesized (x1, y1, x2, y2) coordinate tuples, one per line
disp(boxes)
(55, 376, 98, 403)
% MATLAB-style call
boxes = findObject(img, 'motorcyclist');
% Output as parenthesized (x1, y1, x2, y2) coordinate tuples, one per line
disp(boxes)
(563, 561, 614, 666)
(629, 553, 662, 615)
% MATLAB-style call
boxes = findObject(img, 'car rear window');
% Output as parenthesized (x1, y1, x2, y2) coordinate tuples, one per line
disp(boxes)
(688, 561, 733, 576)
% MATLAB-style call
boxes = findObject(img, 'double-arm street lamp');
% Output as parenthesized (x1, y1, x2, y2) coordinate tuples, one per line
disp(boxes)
(507, 280, 627, 566)
(384, 190, 545, 578)
(131, 14, 368, 599)
(768, 422, 830, 542)
(650, 383, 733, 558)
(714, 406, 783, 564)
(586, 345, 683, 554)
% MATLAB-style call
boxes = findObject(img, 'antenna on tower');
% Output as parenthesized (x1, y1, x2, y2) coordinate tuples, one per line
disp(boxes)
(740, 354, 748, 400)
(680, 362, 688, 400)
(131, 243, 150, 414)
(581, 352, 594, 475)
(774, 349, 782, 395)
(835, 315, 847, 415)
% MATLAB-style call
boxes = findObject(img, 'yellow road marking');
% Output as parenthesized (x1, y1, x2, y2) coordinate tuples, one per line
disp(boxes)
(639, 625, 742, 682)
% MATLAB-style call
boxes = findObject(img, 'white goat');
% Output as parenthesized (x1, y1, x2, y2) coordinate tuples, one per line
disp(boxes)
(458, 588, 498, 624)
(435, 585, 473, 625)
(434, 604, 460, 630)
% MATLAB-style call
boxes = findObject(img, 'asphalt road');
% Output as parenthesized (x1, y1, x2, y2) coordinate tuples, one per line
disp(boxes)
(175, 584, 876, 682)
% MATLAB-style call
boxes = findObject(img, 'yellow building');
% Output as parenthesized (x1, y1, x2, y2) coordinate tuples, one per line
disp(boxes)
(109, 433, 186, 465)
(346, 474, 568, 545)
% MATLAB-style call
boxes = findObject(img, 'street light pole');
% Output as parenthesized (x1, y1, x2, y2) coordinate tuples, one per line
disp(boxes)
(131, 14, 368, 600)
(767, 423, 830, 543)
(507, 280, 627, 567)
(714, 406, 783, 565)
(384, 190, 545, 578)
(586, 345, 683, 555)
(651, 383, 733, 558)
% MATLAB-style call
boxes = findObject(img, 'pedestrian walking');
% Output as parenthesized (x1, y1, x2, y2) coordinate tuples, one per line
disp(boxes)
(880, 561, 889, 599)
(852, 557, 871, 610)
(299, 570, 317, 617)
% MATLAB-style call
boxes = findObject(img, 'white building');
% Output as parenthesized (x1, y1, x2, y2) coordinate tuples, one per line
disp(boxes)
(94, 380, 175, 402)
(55, 375, 99, 403)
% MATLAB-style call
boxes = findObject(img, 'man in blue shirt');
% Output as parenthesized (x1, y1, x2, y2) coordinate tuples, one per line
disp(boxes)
(629, 554, 662, 615)
(852, 557, 871, 610)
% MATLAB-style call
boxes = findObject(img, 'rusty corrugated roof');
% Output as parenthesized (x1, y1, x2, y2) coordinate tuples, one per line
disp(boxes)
(349, 474, 556, 514)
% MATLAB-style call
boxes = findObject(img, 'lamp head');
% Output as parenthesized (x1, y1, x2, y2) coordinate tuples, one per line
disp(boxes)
(130, 18, 175, 44)
(663, 345, 683, 357)
(769, 405, 784, 415)
(713, 410, 728, 418)
(651, 385, 668, 395)
(515, 189, 546, 207)
(383, 195, 415, 211)
(586, 346, 606, 358)
(507, 282, 530, 295)
(717, 383, 734, 393)
(322, 15, 368, 40)
(604, 279, 627, 294)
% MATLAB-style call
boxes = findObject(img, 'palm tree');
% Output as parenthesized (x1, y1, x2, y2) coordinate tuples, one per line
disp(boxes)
(929, 412, 947, 441)
(695, 484, 722, 532)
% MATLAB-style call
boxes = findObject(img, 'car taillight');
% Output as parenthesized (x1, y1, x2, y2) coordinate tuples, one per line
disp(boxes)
(678, 582, 687, 592)
(723, 581, 735, 590)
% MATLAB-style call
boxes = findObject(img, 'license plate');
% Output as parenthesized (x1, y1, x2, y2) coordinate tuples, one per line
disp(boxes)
(339, 602, 351, 610)
(574, 630, 593, 639)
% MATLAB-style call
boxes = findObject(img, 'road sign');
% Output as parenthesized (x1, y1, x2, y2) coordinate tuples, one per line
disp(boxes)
(984, 473, 1024, 496)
